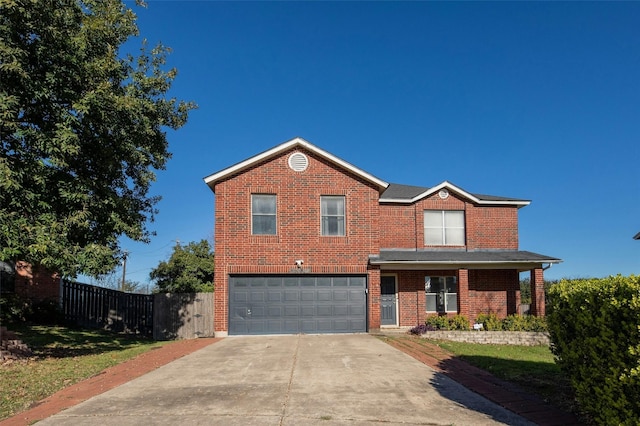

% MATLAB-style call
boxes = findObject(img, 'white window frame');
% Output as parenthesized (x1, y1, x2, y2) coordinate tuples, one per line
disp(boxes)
(251, 194, 276, 235)
(320, 196, 345, 236)
(425, 276, 458, 313)
(424, 210, 465, 246)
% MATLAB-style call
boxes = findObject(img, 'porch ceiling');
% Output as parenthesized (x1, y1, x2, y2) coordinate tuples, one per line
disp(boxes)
(369, 250, 562, 272)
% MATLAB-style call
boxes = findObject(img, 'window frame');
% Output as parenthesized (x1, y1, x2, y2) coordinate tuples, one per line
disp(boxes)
(251, 194, 277, 235)
(425, 276, 458, 313)
(320, 195, 346, 236)
(424, 210, 465, 246)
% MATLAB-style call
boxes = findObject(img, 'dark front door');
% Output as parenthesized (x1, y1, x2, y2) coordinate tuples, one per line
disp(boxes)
(380, 275, 396, 326)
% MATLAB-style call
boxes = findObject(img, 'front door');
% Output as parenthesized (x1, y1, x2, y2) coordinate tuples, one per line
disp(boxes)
(380, 275, 397, 326)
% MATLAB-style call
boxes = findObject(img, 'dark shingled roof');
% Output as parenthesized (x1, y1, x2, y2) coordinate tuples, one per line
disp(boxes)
(370, 249, 562, 264)
(634, 232, 640, 240)
(380, 183, 529, 203)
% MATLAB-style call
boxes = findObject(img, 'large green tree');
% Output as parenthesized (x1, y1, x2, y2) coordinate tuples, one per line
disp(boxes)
(150, 240, 214, 293)
(0, 0, 195, 276)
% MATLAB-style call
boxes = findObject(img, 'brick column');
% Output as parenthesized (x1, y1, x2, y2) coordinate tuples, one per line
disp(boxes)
(457, 269, 469, 319)
(529, 268, 545, 317)
(368, 266, 381, 331)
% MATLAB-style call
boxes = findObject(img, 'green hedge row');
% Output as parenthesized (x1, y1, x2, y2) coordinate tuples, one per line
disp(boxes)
(547, 275, 640, 425)
(475, 313, 548, 332)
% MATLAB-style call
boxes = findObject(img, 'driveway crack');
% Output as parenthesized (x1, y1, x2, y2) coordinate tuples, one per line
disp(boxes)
(279, 334, 300, 425)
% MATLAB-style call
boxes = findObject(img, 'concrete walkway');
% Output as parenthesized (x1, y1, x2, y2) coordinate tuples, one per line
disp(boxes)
(36, 334, 534, 425)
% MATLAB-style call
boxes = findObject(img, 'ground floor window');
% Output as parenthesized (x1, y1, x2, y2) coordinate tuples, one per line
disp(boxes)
(425, 276, 457, 313)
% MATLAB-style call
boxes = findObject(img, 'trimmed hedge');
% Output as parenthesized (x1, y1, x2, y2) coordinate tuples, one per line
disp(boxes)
(475, 313, 547, 332)
(547, 275, 640, 425)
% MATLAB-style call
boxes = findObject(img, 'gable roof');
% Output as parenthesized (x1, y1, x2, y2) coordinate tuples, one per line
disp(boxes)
(380, 182, 531, 208)
(204, 137, 389, 192)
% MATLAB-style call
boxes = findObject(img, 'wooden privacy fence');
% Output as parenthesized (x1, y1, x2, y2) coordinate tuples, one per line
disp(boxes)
(62, 281, 153, 336)
(153, 293, 214, 340)
(61, 281, 214, 340)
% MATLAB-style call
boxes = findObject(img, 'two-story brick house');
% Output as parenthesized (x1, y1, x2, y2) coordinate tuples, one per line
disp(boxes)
(204, 137, 561, 336)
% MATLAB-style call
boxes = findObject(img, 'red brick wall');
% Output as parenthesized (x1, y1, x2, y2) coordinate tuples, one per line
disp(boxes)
(389, 269, 520, 327)
(468, 269, 520, 321)
(380, 192, 519, 250)
(380, 204, 416, 248)
(213, 148, 382, 333)
(14, 261, 60, 302)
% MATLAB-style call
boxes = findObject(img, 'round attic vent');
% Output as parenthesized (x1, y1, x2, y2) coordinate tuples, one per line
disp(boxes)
(438, 189, 449, 199)
(288, 152, 308, 172)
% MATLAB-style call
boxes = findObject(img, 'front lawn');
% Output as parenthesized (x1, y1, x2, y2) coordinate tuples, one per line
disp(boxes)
(0, 324, 167, 420)
(418, 338, 577, 416)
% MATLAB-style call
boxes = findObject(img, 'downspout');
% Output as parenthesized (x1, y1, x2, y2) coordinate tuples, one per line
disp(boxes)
(542, 263, 552, 271)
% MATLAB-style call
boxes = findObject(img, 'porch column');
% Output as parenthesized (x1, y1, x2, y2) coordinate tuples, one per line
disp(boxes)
(457, 269, 469, 319)
(529, 268, 545, 317)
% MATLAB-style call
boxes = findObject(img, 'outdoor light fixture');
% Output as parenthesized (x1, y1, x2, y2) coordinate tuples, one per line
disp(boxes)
(295, 259, 304, 268)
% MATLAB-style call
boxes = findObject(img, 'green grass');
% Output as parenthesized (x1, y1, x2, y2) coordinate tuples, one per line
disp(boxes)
(431, 340, 577, 415)
(0, 324, 168, 420)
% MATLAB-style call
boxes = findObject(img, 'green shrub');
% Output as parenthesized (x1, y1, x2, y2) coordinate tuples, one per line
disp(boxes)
(547, 275, 640, 425)
(0, 295, 63, 325)
(0, 294, 33, 323)
(475, 313, 503, 330)
(423, 314, 470, 330)
(448, 314, 470, 330)
(501, 314, 547, 332)
(425, 315, 449, 330)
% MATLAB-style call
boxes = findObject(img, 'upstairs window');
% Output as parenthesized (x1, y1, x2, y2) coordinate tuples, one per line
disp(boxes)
(252, 194, 276, 235)
(425, 276, 458, 313)
(321, 196, 345, 236)
(424, 210, 465, 245)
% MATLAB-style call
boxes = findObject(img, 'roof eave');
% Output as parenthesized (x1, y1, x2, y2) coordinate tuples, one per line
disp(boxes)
(203, 137, 389, 193)
(369, 259, 562, 271)
(378, 181, 530, 207)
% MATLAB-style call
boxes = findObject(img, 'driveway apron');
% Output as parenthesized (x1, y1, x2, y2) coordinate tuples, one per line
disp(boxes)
(37, 334, 534, 426)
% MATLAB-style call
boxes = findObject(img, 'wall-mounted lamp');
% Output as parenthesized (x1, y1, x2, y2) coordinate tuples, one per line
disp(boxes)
(295, 259, 304, 268)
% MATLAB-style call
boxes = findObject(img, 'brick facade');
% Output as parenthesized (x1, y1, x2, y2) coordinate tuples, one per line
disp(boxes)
(381, 193, 519, 250)
(212, 147, 382, 334)
(206, 138, 557, 335)
(13, 261, 60, 302)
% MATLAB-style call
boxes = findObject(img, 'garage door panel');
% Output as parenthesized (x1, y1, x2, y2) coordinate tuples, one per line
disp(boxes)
(267, 291, 282, 302)
(350, 305, 366, 316)
(300, 290, 315, 301)
(317, 290, 332, 301)
(229, 275, 367, 335)
(284, 291, 299, 301)
(317, 305, 332, 316)
(300, 305, 315, 316)
(333, 290, 348, 301)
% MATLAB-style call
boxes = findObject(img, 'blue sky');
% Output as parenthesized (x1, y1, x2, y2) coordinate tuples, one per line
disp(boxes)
(109, 1, 639, 289)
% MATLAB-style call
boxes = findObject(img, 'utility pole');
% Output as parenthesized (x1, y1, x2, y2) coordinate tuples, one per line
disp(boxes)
(121, 251, 128, 292)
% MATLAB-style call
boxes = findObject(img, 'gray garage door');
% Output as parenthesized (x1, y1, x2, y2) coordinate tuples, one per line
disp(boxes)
(229, 275, 367, 335)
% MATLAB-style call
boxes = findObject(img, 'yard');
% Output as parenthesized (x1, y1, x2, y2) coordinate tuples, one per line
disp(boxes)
(0, 324, 167, 420)
(380, 334, 580, 420)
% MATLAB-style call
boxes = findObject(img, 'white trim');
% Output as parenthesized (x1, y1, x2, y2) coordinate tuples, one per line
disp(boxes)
(380, 181, 530, 207)
(204, 137, 389, 191)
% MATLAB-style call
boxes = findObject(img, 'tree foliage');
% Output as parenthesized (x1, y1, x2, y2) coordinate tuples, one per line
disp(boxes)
(0, 0, 196, 277)
(150, 240, 214, 293)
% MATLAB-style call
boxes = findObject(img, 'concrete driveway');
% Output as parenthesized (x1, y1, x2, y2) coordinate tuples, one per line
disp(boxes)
(38, 334, 534, 425)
